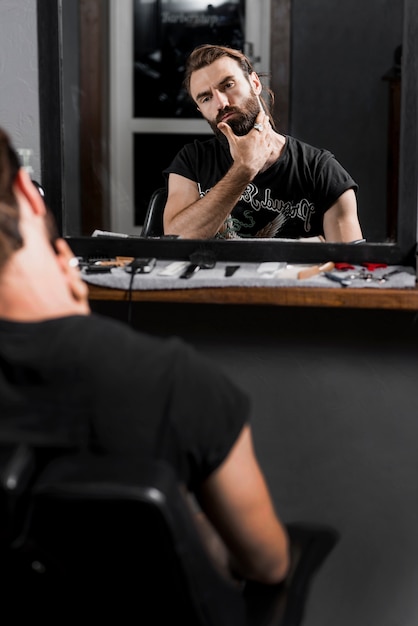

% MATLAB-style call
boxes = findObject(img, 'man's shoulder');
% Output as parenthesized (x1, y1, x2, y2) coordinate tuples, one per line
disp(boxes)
(165, 135, 228, 177)
(78, 313, 171, 347)
(285, 135, 333, 160)
(64, 314, 204, 386)
(61, 314, 166, 355)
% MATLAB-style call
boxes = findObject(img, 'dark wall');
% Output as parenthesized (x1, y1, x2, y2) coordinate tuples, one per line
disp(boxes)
(91, 299, 418, 626)
(290, 0, 404, 242)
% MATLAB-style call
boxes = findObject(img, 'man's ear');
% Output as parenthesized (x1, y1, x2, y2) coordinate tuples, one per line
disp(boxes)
(13, 168, 46, 217)
(249, 71, 262, 95)
(54, 237, 90, 311)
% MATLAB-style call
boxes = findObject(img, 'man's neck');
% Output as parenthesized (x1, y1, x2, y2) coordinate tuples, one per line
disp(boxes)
(260, 132, 286, 172)
(0, 258, 88, 322)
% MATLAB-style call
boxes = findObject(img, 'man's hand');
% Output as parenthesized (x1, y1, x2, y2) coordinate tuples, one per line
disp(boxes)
(217, 110, 274, 177)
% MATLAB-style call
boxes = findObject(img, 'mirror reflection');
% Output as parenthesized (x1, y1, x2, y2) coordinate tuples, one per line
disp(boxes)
(58, 0, 404, 246)
(160, 42, 363, 242)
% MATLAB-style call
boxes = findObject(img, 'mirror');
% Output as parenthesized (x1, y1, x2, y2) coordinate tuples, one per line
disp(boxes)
(37, 0, 417, 265)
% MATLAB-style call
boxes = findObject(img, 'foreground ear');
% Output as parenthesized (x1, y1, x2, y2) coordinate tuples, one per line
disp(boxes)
(13, 168, 46, 217)
(54, 238, 90, 312)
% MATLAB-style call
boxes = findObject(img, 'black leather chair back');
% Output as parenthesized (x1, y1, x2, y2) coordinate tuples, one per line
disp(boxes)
(10, 454, 247, 624)
(141, 187, 167, 237)
(0, 444, 35, 548)
(3, 450, 339, 624)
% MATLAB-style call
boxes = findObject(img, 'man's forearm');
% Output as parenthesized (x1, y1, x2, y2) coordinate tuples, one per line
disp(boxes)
(167, 164, 253, 239)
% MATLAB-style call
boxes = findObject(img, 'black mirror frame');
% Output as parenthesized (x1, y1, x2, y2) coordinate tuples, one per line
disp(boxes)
(37, 0, 417, 267)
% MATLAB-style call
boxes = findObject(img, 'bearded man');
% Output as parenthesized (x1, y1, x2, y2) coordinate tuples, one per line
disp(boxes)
(162, 44, 363, 242)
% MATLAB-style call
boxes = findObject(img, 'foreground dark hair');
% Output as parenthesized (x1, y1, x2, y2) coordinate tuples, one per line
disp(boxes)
(0, 128, 60, 269)
(0, 128, 23, 268)
(183, 44, 275, 129)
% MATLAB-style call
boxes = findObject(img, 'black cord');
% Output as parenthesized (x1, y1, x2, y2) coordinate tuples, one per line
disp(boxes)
(127, 270, 135, 325)
(126, 258, 158, 325)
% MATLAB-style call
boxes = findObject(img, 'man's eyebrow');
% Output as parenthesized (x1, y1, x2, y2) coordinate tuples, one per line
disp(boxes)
(195, 74, 236, 102)
(195, 88, 211, 102)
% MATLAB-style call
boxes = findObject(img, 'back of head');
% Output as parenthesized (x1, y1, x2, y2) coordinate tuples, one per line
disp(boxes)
(0, 129, 23, 269)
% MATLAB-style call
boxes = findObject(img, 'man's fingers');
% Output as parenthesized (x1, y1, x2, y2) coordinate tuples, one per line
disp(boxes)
(217, 121, 233, 138)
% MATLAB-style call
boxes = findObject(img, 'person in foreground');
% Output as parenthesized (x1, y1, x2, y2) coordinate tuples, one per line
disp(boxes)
(163, 44, 363, 242)
(0, 128, 289, 586)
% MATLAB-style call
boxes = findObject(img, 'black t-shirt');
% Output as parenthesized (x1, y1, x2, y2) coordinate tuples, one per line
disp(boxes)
(163, 134, 358, 239)
(0, 314, 249, 492)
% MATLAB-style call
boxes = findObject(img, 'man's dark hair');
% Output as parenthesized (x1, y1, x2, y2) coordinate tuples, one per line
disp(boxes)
(0, 128, 24, 268)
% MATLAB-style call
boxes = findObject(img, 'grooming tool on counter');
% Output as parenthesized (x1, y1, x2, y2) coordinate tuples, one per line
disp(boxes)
(335, 263, 394, 283)
(124, 257, 157, 274)
(323, 272, 352, 287)
(257, 262, 286, 277)
(87, 257, 134, 269)
(334, 263, 355, 271)
(362, 263, 387, 271)
(84, 265, 113, 274)
(354, 268, 402, 284)
(297, 261, 335, 280)
(225, 265, 240, 277)
(180, 250, 216, 279)
(158, 261, 189, 276)
(180, 263, 201, 279)
(378, 268, 402, 282)
(91, 229, 130, 238)
(78, 256, 117, 269)
(105, 256, 134, 266)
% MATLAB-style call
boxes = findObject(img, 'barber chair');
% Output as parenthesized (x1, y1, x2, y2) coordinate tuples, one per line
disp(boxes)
(4, 451, 339, 624)
(141, 187, 167, 237)
(0, 443, 35, 550)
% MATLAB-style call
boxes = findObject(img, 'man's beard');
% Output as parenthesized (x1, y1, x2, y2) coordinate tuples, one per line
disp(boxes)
(209, 93, 260, 139)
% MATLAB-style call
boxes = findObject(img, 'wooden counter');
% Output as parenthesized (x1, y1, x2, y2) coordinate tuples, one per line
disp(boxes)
(87, 283, 418, 311)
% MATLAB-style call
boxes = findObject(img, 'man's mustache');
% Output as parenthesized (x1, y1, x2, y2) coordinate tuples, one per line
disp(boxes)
(216, 107, 241, 125)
